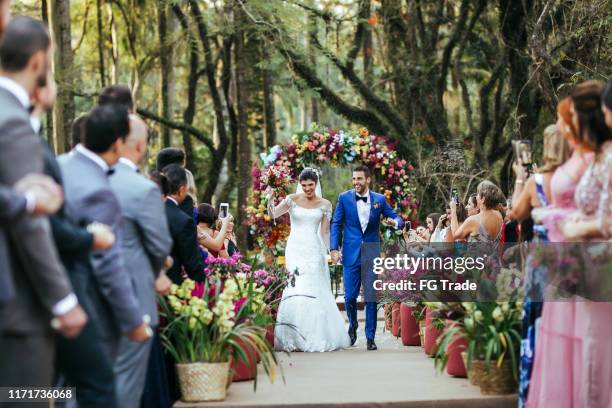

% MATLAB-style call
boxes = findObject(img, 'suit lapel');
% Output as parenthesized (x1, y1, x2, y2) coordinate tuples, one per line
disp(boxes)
(364, 191, 376, 233)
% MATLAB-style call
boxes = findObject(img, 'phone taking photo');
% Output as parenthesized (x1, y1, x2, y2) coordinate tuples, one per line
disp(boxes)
(403, 221, 412, 232)
(219, 203, 229, 218)
(451, 188, 459, 204)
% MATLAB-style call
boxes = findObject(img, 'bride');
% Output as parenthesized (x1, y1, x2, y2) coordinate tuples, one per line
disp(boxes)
(268, 168, 350, 352)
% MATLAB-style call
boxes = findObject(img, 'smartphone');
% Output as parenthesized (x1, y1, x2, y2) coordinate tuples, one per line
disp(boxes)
(403, 221, 412, 232)
(451, 188, 459, 204)
(512, 140, 533, 166)
(219, 203, 229, 218)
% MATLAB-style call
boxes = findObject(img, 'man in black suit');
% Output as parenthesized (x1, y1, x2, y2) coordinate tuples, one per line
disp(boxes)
(0, 17, 87, 389)
(163, 164, 205, 284)
(157, 148, 196, 217)
(31, 70, 116, 263)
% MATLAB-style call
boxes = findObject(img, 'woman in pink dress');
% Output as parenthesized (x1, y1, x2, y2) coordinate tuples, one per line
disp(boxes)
(558, 81, 611, 408)
(526, 94, 595, 408)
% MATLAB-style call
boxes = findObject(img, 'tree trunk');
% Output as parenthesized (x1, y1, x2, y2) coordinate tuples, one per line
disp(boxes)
(308, 12, 319, 124)
(106, 0, 119, 84)
(47, 0, 75, 154)
(157, 0, 173, 147)
(41, 0, 54, 151)
(234, 7, 251, 254)
(96, 0, 106, 87)
(262, 48, 276, 149)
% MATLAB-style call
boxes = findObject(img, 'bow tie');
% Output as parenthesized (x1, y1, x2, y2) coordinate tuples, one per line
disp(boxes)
(356, 195, 368, 203)
(106, 169, 115, 177)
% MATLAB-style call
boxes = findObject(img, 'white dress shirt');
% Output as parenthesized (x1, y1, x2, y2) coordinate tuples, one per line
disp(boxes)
(356, 190, 371, 233)
(119, 157, 139, 172)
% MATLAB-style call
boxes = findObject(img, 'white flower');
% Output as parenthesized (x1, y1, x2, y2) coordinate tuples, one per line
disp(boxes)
(474, 310, 483, 322)
(492, 306, 504, 322)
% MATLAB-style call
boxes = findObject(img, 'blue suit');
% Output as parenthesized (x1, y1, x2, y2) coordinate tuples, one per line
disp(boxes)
(330, 189, 403, 340)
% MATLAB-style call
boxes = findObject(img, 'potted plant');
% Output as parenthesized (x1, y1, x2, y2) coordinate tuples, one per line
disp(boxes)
(400, 302, 420, 346)
(159, 275, 279, 402)
(391, 301, 401, 337)
(423, 303, 445, 356)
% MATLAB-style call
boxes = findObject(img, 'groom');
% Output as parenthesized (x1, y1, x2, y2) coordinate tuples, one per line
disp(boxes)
(330, 166, 404, 350)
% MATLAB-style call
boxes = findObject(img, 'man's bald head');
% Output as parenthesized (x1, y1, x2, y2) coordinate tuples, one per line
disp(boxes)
(122, 114, 149, 165)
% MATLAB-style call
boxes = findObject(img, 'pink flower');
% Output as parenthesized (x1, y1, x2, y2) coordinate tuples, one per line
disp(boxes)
(234, 297, 247, 314)
(407, 164, 414, 171)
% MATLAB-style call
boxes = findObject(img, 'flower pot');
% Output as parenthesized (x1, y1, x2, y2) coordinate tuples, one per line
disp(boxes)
(391, 302, 401, 337)
(419, 321, 425, 349)
(400, 304, 420, 346)
(424, 308, 442, 356)
(231, 338, 258, 382)
(461, 352, 486, 385)
(444, 320, 467, 377)
(176, 361, 230, 402)
(478, 360, 517, 394)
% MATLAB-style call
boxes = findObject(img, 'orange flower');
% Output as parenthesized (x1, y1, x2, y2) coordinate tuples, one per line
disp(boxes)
(359, 127, 369, 137)
(367, 14, 378, 26)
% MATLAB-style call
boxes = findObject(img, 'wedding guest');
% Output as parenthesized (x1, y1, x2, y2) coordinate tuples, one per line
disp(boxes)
(526, 91, 597, 408)
(223, 213, 240, 257)
(507, 125, 570, 407)
(163, 164, 205, 284)
(447, 200, 467, 243)
(425, 213, 441, 242)
(447, 180, 504, 250)
(98, 84, 134, 113)
(110, 114, 173, 407)
(57, 105, 151, 406)
(555, 80, 611, 408)
(0, 16, 87, 389)
(71, 114, 88, 148)
(465, 194, 479, 216)
(157, 148, 197, 217)
(197, 203, 230, 258)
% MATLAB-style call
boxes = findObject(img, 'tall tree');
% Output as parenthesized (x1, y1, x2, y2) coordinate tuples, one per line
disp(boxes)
(157, 0, 173, 147)
(47, 0, 75, 154)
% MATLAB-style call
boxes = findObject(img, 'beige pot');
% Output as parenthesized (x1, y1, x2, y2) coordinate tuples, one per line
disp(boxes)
(478, 360, 517, 395)
(461, 352, 486, 386)
(176, 361, 230, 402)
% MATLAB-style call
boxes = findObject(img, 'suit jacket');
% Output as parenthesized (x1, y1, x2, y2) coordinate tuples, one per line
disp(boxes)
(58, 149, 142, 341)
(330, 189, 403, 267)
(165, 199, 204, 284)
(0, 87, 72, 335)
(40, 139, 93, 265)
(0, 186, 27, 308)
(110, 161, 172, 326)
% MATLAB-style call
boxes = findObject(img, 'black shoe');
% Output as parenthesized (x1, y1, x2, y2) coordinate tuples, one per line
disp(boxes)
(367, 339, 377, 351)
(348, 327, 357, 346)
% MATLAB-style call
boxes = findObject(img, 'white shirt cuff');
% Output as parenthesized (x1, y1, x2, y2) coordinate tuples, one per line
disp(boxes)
(52, 293, 78, 316)
(24, 191, 36, 214)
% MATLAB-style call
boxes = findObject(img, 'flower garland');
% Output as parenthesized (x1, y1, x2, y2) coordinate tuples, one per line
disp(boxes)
(246, 126, 419, 256)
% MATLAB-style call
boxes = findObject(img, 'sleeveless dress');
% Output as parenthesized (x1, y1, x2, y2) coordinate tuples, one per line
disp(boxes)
(526, 151, 594, 408)
(519, 173, 550, 408)
(571, 142, 612, 408)
(271, 196, 350, 352)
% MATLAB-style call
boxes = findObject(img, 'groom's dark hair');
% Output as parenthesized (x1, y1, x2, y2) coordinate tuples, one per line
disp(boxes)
(353, 165, 371, 178)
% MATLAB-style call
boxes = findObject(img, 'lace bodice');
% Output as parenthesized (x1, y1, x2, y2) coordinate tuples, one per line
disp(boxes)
(574, 142, 612, 239)
(270, 196, 332, 249)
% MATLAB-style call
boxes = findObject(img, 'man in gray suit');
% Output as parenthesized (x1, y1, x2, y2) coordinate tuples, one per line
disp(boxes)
(0, 17, 87, 388)
(57, 104, 152, 407)
(110, 114, 172, 406)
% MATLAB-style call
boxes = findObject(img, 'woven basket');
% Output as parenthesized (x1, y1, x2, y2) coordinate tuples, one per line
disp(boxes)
(176, 362, 230, 402)
(461, 352, 486, 386)
(478, 360, 517, 395)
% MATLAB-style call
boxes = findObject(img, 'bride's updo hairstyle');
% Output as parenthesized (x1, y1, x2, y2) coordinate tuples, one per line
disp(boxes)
(299, 167, 319, 184)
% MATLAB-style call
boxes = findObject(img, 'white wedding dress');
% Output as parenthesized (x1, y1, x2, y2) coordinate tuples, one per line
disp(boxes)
(271, 196, 350, 352)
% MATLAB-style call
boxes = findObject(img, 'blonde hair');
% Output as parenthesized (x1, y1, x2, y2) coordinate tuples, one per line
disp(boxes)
(477, 180, 504, 210)
(538, 124, 571, 173)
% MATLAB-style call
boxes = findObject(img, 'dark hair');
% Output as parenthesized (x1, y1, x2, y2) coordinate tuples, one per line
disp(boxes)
(468, 194, 478, 208)
(571, 81, 610, 151)
(299, 168, 319, 184)
(98, 85, 134, 112)
(157, 148, 185, 170)
(0, 17, 50, 72)
(603, 81, 612, 110)
(71, 114, 88, 148)
(162, 164, 187, 195)
(149, 170, 169, 196)
(353, 165, 371, 178)
(455, 202, 468, 223)
(426, 213, 441, 232)
(83, 105, 129, 153)
(197, 203, 217, 226)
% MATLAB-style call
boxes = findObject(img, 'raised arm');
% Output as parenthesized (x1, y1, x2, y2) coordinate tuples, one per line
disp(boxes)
(268, 194, 295, 219)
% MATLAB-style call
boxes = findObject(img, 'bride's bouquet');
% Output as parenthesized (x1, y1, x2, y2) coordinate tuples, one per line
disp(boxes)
(260, 163, 293, 194)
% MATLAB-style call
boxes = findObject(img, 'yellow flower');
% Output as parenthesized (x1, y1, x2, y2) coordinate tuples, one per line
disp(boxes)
(359, 127, 369, 137)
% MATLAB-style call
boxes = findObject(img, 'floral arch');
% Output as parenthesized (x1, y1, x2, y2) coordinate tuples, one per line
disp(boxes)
(246, 126, 419, 256)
